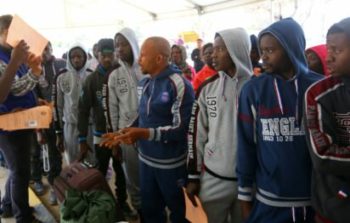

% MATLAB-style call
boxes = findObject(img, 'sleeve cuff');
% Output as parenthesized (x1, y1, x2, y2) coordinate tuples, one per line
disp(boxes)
(28, 70, 40, 81)
(187, 176, 200, 184)
(78, 136, 87, 143)
(188, 174, 200, 180)
(148, 128, 155, 140)
(238, 186, 253, 201)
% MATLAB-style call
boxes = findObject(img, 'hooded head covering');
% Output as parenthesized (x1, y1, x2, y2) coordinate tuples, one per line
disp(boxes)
(67, 44, 88, 73)
(306, 44, 329, 76)
(216, 27, 253, 79)
(259, 17, 307, 77)
(171, 44, 188, 68)
(115, 27, 140, 67)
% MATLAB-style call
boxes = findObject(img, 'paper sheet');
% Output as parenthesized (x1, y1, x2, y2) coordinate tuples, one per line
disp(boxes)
(0, 106, 52, 131)
(182, 187, 208, 223)
(6, 14, 48, 57)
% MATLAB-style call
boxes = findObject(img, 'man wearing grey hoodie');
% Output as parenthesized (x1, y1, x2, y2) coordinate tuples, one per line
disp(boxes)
(104, 27, 142, 220)
(186, 28, 252, 223)
(53, 44, 94, 165)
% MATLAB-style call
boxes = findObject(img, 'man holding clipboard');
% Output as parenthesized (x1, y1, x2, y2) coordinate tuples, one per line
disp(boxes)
(0, 14, 46, 223)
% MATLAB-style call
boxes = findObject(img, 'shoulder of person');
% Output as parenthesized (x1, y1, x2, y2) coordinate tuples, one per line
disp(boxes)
(57, 68, 68, 75)
(86, 68, 94, 73)
(54, 68, 68, 82)
(196, 73, 220, 95)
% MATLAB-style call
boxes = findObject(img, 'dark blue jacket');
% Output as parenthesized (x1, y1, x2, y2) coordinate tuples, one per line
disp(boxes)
(236, 18, 322, 207)
(136, 65, 194, 169)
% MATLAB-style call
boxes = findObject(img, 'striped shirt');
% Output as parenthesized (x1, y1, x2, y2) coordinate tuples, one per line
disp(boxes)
(0, 60, 39, 96)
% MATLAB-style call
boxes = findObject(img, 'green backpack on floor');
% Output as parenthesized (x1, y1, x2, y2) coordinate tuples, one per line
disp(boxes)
(60, 189, 117, 223)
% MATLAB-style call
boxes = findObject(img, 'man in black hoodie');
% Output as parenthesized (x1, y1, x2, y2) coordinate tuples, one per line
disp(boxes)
(31, 42, 66, 205)
(78, 38, 127, 220)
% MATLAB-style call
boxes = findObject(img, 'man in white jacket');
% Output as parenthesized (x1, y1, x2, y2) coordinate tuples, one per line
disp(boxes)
(186, 28, 252, 223)
(104, 27, 142, 220)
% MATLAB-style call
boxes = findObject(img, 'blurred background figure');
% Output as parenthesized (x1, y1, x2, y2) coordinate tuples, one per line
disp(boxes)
(250, 34, 263, 76)
(305, 44, 329, 76)
(171, 44, 196, 82)
(191, 38, 204, 73)
(192, 42, 216, 92)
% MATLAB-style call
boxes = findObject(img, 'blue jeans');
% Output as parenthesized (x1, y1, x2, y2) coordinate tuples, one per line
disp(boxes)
(0, 130, 34, 223)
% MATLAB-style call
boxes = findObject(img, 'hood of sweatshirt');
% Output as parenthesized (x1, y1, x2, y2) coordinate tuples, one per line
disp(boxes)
(216, 27, 252, 80)
(259, 17, 308, 78)
(66, 43, 89, 78)
(116, 27, 143, 81)
(171, 45, 188, 69)
(306, 44, 329, 76)
(117, 27, 139, 67)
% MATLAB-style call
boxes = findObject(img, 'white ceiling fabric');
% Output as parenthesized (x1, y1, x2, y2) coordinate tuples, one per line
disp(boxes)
(0, 0, 348, 56)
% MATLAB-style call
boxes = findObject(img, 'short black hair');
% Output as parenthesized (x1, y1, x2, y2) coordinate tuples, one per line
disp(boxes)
(327, 17, 350, 39)
(202, 42, 213, 53)
(0, 14, 12, 34)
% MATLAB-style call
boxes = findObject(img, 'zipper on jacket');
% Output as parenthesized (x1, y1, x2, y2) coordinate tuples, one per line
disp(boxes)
(147, 79, 155, 116)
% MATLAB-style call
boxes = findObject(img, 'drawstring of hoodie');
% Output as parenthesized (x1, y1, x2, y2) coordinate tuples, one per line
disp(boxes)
(273, 77, 300, 123)
(221, 74, 227, 102)
(294, 79, 300, 124)
(290, 206, 308, 222)
(220, 74, 239, 104)
(147, 80, 155, 116)
(273, 78, 284, 115)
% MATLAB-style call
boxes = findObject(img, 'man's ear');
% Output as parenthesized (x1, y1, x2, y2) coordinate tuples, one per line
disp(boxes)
(155, 54, 163, 64)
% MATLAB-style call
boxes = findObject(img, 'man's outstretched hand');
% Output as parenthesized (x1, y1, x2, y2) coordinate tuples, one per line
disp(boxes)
(100, 132, 122, 148)
(100, 127, 150, 148)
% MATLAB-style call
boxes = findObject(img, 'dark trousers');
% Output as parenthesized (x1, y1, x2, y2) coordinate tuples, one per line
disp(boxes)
(0, 130, 34, 223)
(95, 144, 127, 204)
(140, 161, 189, 223)
(246, 200, 315, 223)
(31, 127, 62, 185)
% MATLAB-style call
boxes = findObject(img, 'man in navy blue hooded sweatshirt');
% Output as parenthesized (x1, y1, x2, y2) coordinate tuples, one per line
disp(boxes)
(236, 18, 322, 223)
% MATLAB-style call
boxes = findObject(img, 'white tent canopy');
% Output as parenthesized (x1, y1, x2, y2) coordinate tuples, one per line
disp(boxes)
(0, 0, 348, 56)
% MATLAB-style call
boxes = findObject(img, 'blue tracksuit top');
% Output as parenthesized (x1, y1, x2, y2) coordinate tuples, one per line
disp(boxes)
(236, 18, 322, 207)
(136, 65, 194, 169)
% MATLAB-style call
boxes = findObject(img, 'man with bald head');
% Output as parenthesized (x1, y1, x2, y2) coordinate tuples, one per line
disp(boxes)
(102, 36, 194, 222)
(138, 37, 171, 76)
